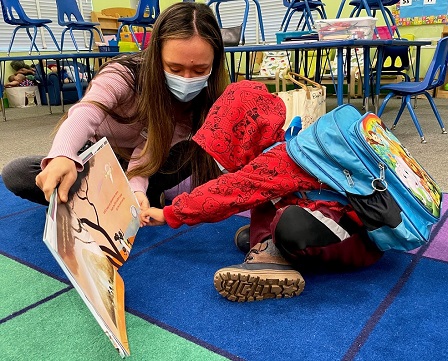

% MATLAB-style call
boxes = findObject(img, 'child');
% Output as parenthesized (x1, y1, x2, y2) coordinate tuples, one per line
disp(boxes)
(140, 81, 383, 302)
(5, 73, 35, 88)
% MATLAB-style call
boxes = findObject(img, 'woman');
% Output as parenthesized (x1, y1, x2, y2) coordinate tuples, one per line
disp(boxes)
(2, 2, 227, 210)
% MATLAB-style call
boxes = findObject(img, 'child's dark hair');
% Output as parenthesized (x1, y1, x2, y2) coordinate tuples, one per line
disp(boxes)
(10, 60, 31, 72)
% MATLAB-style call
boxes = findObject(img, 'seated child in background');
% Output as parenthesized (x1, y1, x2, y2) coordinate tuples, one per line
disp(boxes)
(5, 73, 35, 88)
(48, 63, 70, 83)
(140, 80, 383, 303)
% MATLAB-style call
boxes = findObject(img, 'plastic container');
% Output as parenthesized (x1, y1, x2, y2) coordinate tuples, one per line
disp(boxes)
(120, 32, 151, 49)
(134, 32, 151, 49)
(373, 25, 397, 40)
(98, 45, 120, 52)
(314, 17, 377, 41)
(118, 41, 139, 52)
(275, 31, 318, 44)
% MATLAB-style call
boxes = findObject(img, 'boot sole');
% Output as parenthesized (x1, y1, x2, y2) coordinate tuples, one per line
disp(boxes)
(214, 267, 305, 302)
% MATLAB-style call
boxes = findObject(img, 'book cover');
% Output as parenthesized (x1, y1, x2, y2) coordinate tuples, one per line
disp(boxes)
(43, 137, 140, 358)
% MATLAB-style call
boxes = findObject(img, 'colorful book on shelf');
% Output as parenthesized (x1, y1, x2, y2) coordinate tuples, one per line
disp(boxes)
(43, 137, 140, 358)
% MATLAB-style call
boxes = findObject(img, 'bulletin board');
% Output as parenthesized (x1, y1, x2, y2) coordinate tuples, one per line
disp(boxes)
(394, 0, 448, 26)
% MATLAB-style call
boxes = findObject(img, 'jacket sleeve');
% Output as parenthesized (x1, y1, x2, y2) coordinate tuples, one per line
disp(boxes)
(163, 143, 321, 228)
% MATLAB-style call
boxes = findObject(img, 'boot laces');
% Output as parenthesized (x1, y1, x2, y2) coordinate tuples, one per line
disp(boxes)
(244, 241, 268, 262)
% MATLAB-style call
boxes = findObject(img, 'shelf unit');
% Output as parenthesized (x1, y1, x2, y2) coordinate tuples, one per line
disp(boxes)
(435, 25, 448, 99)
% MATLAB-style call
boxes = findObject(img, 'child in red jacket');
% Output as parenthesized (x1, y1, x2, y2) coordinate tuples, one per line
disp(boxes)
(141, 80, 383, 302)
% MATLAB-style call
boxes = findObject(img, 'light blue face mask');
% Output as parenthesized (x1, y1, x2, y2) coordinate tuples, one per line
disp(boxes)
(164, 70, 211, 102)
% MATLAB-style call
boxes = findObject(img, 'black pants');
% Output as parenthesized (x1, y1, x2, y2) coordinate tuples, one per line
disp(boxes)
(1, 141, 192, 207)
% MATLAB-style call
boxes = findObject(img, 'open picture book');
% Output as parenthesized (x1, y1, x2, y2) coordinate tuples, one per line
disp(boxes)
(43, 137, 140, 358)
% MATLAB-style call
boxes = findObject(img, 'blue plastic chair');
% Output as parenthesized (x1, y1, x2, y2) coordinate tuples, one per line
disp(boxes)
(279, 0, 326, 32)
(377, 37, 448, 143)
(348, 0, 400, 38)
(0, 0, 60, 55)
(117, 0, 160, 51)
(207, 0, 265, 44)
(56, 0, 104, 52)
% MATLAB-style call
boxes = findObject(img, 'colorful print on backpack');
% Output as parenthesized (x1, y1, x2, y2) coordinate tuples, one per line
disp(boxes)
(360, 114, 442, 218)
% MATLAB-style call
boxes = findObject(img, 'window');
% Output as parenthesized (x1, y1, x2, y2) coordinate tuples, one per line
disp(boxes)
(208, 0, 288, 45)
(0, 0, 94, 53)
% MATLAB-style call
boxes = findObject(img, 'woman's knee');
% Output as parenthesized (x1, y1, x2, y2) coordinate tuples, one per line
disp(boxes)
(2, 156, 47, 204)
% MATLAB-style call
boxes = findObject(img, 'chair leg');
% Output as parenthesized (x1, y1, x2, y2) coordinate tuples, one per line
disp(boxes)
(423, 91, 447, 134)
(392, 97, 407, 129)
(26, 27, 40, 55)
(60, 29, 68, 53)
(8, 27, 21, 55)
(377, 91, 395, 116)
(284, 9, 297, 32)
(42, 25, 61, 53)
(240, 0, 250, 45)
(214, 3, 224, 28)
(280, 4, 294, 31)
(252, 0, 265, 43)
(87, 29, 95, 52)
(69, 29, 79, 52)
(93, 27, 105, 43)
(404, 94, 426, 143)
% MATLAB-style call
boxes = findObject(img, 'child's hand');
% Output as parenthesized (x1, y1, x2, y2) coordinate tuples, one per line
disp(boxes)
(140, 207, 166, 227)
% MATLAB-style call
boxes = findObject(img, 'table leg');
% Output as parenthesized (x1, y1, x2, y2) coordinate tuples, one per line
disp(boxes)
(337, 48, 344, 105)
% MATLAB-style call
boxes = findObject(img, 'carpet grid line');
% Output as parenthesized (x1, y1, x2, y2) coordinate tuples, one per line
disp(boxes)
(127, 308, 245, 361)
(0, 286, 72, 324)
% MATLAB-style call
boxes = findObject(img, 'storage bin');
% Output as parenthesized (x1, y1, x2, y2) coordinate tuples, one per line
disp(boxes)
(314, 17, 377, 41)
(98, 45, 120, 52)
(373, 25, 397, 40)
(119, 32, 151, 49)
(275, 31, 318, 44)
(118, 41, 139, 52)
(5, 86, 41, 108)
(134, 32, 151, 49)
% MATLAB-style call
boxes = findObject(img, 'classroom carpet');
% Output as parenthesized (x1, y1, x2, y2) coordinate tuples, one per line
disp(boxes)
(1, 176, 447, 361)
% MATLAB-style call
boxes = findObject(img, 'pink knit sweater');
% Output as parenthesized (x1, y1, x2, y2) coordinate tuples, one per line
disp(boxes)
(41, 63, 192, 193)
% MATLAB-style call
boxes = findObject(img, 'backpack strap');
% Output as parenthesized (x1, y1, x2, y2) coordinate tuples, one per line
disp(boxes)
(294, 190, 349, 205)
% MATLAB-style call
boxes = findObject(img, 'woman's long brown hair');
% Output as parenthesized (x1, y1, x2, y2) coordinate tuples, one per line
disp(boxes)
(54, 2, 227, 190)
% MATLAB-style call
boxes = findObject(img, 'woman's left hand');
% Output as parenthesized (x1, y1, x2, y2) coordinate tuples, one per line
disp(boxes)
(135, 191, 150, 212)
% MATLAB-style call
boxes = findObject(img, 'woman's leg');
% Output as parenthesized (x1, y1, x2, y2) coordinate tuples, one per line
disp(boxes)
(146, 141, 192, 207)
(2, 156, 48, 205)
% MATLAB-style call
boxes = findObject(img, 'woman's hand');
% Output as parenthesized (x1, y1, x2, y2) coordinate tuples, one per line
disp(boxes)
(140, 207, 166, 227)
(35, 156, 77, 202)
(135, 191, 150, 212)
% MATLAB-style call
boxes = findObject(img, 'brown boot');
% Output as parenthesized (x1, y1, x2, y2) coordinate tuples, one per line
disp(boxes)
(214, 239, 305, 302)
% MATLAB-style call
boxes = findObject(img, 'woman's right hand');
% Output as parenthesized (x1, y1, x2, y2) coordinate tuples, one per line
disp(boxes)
(35, 156, 78, 203)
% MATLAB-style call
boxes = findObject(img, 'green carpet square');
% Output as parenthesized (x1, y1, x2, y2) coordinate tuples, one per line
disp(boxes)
(1, 288, 229, 360)
(0, 255, 67, 320)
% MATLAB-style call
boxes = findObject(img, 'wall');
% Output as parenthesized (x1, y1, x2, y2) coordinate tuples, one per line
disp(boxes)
(92, 0, 131, 12)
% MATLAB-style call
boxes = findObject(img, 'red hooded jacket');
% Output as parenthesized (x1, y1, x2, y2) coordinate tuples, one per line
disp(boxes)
(162, 80, 345, 228)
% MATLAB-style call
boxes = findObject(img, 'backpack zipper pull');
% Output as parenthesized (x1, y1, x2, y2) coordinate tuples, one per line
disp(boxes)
(343, 169, 354, 187)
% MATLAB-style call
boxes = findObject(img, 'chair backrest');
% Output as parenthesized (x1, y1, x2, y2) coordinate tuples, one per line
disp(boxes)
(0, 0, 31, 25)
(381, 43, 410, 74)
(422, 36, 448, 91)
(55, 0, 85, 24)
(135, 0, 160, 22)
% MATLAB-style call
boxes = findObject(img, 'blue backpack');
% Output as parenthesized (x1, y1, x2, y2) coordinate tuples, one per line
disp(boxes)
(285, 104, 443, 252)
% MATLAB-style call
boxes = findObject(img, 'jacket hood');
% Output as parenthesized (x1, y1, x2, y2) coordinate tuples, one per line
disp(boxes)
(192, 80, 286, 172)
